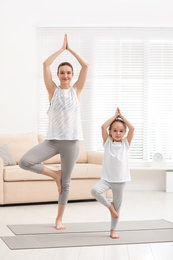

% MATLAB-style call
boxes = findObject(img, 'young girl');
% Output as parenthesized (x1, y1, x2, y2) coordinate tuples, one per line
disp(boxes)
(19, 34, 89, 230)
(91, 107, 134, 239)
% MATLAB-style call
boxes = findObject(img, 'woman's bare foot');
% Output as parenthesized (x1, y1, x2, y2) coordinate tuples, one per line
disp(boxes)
(109, 202, 118, 218)
(110, 230, 120, 239)
(56, 218, 66, 230)
(54, 170, 62, 194)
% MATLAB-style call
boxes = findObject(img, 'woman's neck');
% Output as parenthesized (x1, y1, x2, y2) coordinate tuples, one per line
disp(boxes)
(59, 83, 70, 89)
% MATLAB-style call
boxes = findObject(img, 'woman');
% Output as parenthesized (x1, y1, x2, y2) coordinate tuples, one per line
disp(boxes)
(19, 34, 89, 229)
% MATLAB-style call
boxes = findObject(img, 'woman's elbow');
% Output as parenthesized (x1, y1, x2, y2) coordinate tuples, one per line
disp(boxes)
(131, 126, 135, 132)
(83, 62, 89, 68)
(43, 61, 50, 67)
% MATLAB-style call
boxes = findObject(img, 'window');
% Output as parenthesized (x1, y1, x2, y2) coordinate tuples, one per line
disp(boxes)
(38, 27, 173, 162)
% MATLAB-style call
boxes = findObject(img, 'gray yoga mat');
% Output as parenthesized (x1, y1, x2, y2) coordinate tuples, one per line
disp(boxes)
(2, 229, 173, 250)
(8, 219, 173, 235)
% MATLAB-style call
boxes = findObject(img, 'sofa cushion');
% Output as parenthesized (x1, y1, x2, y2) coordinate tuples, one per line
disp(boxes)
(38, 135, 88, 164)
(0, 133, 39, 164)
(72, 164, 102, 179)
(4, 165, 59, 182)
(4, 164, 102, 181)
(77, 142, 88, 163)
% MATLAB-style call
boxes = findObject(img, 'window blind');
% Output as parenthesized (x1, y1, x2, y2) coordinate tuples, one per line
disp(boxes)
(37, 27, 173, 162)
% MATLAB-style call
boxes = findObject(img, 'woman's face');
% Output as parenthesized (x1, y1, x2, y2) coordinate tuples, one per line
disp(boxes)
(57, 65, 74, 85)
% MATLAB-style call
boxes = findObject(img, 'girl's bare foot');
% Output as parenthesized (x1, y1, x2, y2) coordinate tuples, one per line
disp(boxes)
(56, 218, 66, 230)
(110, 230, 120, 239)
(54, 170, 62, 194)
(109, 202, 118, 218)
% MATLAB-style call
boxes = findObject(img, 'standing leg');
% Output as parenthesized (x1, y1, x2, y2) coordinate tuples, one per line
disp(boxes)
(110, 182, 126, 238)
(56, 140, 80, 229)
(91, 179, 118, 218)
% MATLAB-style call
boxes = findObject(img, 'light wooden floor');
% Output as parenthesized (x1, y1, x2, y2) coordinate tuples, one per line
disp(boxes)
(0, 191, 173, 260)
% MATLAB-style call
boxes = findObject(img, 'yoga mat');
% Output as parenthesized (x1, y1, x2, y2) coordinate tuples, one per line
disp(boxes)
(8, 219, 173, 235)
(2, 229, 173, 250)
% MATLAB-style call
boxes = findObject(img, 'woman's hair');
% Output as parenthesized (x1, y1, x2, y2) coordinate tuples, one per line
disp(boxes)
(57, 62, 73, 73)
(109, 118, 127, 130)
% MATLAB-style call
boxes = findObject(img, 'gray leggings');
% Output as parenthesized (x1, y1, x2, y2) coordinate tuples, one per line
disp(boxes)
(19, 140, 80, 205)
(91, 179, 125, 230)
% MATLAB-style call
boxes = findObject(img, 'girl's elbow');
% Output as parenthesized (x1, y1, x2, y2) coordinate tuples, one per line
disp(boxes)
(130, 124, 135, 131)
(129, 126, 135, 133)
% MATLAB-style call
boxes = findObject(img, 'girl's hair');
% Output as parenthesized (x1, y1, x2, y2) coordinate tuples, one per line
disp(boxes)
(57, 62, 73, 73)
(109, 118, 127, 130)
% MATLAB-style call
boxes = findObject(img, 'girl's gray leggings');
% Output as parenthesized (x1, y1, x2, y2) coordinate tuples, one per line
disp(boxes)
(19, 140, 80, 205)
(91, 179, 125, 230)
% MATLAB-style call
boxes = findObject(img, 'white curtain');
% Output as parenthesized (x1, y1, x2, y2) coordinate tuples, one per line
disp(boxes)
(38, 27, 173, 162)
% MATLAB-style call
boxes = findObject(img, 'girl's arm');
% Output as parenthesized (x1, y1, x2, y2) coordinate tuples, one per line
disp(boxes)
(43, 35, 66, 95)
(118, 108, 135, 145)
(101, 108, 119, 143)
(66, 35, 89, 99)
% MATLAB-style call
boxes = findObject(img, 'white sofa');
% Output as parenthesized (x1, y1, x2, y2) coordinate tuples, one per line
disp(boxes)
(0, 133, 106, 205)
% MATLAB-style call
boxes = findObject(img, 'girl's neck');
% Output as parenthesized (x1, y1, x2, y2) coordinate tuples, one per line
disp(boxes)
(112, 138, 122, 143)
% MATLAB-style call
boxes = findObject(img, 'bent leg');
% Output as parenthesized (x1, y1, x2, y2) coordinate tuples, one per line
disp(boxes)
(18, 140, 59, 173)
(91, 179, 111, 208)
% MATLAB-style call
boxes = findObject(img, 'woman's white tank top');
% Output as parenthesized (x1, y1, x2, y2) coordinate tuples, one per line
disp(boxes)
(46, 85, 84, 140)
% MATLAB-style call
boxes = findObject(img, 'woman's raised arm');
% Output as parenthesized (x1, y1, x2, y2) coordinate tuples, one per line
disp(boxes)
(66, 35, 89, 99)
(43, 35, 66, 95)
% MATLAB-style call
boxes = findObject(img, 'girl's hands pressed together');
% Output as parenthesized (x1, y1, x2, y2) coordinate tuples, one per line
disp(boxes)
(117, 107, 123, 118)
(115, 108, 119, 118)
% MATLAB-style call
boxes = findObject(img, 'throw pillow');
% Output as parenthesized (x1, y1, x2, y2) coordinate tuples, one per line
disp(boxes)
(0, 144, 16, 166)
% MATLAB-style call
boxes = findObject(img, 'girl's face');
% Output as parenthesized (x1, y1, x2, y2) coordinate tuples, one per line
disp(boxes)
(109, 122, 126, 142)
(57, 65, 74, 86)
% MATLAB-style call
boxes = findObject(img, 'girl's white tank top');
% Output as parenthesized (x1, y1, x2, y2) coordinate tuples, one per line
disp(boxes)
(46, 85, 84, 140)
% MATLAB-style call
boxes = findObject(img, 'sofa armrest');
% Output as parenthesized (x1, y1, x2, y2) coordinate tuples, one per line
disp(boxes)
(0, 157, 4, 204)
(87, 151, 104, 165)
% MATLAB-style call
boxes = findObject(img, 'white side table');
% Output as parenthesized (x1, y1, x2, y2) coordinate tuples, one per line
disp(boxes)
(166, 171, 173, 192)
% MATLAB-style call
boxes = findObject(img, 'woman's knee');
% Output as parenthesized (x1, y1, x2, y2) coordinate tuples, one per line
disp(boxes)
(61, 182, 70, 194)
(59, 183, 70, 205)
(18, 156, 30, 170)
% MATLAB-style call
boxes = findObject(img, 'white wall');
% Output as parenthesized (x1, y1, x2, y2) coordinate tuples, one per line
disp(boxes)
(0, 0, 173, 134)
